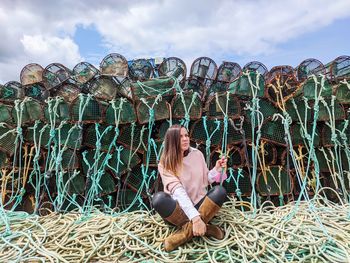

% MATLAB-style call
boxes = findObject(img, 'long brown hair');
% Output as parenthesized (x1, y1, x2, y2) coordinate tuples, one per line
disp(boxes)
(160, 124, 185, 176)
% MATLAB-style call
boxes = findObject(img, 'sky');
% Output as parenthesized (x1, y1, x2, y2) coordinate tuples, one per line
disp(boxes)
(0, 0, 349, 83)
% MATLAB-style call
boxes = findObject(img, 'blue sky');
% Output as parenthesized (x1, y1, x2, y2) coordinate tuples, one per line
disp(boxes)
(0, 0, 349, 83)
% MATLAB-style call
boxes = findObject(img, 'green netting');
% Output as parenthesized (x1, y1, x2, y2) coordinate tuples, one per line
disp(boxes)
(190, 119, 222, 146)
(24, 83, 48, 101)
(109, 146, 141, 176)
(136, 97, 170, 124)
(205, 92, 240, 119)
(335, 81, 350, 104)
(291, 123, 320, 147)
(207, 81, 228, 97)
(226, 119, 253, 144)
(183, 78, 207, 101)
(285, 98, 311, 122)
(222, 168, 252, 196)
(302, 76, 332, 100)
(62, 171, 86, 195)
(117, 187, 140, 211)
(315, 147, 349, 173)
(322, 121, 349, 147)
(44, 98, 70, 123)
(155, 120, 181, 140)
(255, 99, 280, 120)
(123, 166, 157, 198)
(0, 82, 23, 102)
(105, 98, 137, 125)
(117, 124, 148, 153)
(210, 146, 243, 168)
(73, 62, 99, 84)
(0, 125, 17, 155)
(246, 142, 277, 166)
(84, 124, 117, 152)
(228, 71, 265, 98)
(257, 166, 292, 196)
(131, 77, 177, 100)
(316, 99, 345, 121)
(52, 84, 81, 104)
(144, 140, 163, 167)
(0, 103, 14, 123)
(261, 120, 286, 146)
(12, 99, 44, 125)
(71, 95, 102, 123)
(171, 91, 202, 120)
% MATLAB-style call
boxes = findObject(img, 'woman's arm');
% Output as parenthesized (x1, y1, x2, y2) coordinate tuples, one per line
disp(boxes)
(208, 157, 228, 184)
(172, 186, 199, 220)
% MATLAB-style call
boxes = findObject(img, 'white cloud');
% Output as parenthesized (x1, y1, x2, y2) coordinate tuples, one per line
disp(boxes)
(0, 0, 349, 83)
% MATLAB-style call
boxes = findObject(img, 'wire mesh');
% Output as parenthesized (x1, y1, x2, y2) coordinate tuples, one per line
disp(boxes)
(210, 145, 244, 169)
(297, 59, 326, 82)
(20, 63, 44, 86)
(71, 95, 102, 123)
(217, 62, 242, 83)
(100, 53, 128, 77)
(131, 77, 176, 101)
(136, 97, 170, 124)
(105, 98, 137, 125)
(171, 91, 202, 120)
(222, 168, 252, 196)
(243, 61, 268, 77)
(0, 103, 14, 124)
(73, 62, 99, 84)
(87, 76, 118, 101)
(228, 71, 265, 98)
(183, 78, 207, 101)
(190, 57, 218, 80)
(42, 63, 72, 89)
(190, 119, 222, 146)
(284, 98, 312, 122)
(205, 92, 240, 119)
(1, 81, 23, 102)
(261, 120, 287, 146)
(316, 99, 345, 121)
(158, 57, 187, 83)
(12, 99, 44, 125)
(117, 124, 148, 153)
(44, 98, 70, 123)
(0, 124, 17, 156)
(257, 166, 292, 196)
(291, 123, 321, 147)
(129, 59, 153, 81)
(84, 124, 117, 152)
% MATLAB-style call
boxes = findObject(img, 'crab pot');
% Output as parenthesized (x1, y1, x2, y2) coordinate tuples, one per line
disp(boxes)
(73, 62, 99, 84)
(0, 81, 24, 102)
(222, 168, 252, 197)
(20, 63, 44, 86)
(171, 91, 202, 120)
(136, 97, 170, 124)
(205, 92, 240, 119)
(105, 98, 137, 125)
(100, 53, 128, 77)
(117, 124, 149, 154)
(71, 95, 103, 123)
(12, 99, 44, 125)
(257, 166, 292, 196)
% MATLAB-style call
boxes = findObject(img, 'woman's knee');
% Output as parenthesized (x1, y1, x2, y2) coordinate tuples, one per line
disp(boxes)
(152, 192, 176, 217)
(208, 185, 227, 206)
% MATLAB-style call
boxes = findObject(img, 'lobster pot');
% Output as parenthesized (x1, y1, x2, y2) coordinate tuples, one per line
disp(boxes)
(117, 124, 149, 153)
(171, 92, 202, 120)
(129, 59, 153, 81)
(217, 62, 242, 83)
(44, 98, 70, 123)
(122, 166, 157, 198)
(25, 123, 82, 150)
(84, 124, 117, 151)
(42, 63, 72, 89)
(155, 120, 181, 140)
(321, 121, 350, 147)
(190, 119, 222, 146)
(222, 168, 252, 196)
(0, 124, 17, 156)
(73, 62, 99, 84)
(243, 98, 280, 121)
(100, 53, 128, 77)
(105, 98, 137, 125)
(257, 166, 292, 196)
(326, 56, 350, 81)
(245, 142, 277, 167)
(261, 120, 286, 146)
(51, 83, 81, 104)
(158, 57, 187, 82)
(265, 75, 300, 108)
(61, 170, 86, 195)
(315, 147, 349, 173)
(88, 76, 118, 101)
(226, 119, 253, 145)
(291, 123, 321, 147)
(143, 140, 163, 167)
(210, 146, 244, 169)
(24, 83, 49, 101)
(302, 76, 333, 100)
(115, 77, 133, 99)
(335, 81, 350, 104)
(207, 81, 228, 97)
(228, 71, 265, 98)
(0, 82, 24, 102)
(205, 92, 240, 119)
(117, 186, 140, 211)
(71, 95, 102, 123)
(0, 103, 14, 124)
(131, 77, 177, 101)
(315, 99, 345, 121)
(52, 148, 80, 171)
(0, 150, 9, 168)
(183, 78, 207, 101)
(20, 63, 44, 86)
(136, 97, 170, 124)
(284, 98, 312, 122)
(109, 146, 141, 176)
(86, 170, 117, 197)
(12, 99, 44, 125)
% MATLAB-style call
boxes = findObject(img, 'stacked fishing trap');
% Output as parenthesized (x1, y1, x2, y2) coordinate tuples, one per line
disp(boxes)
(1, 54, 350, 214)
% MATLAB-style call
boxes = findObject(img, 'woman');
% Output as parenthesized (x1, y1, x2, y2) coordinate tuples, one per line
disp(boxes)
(152, 124, 227, 252)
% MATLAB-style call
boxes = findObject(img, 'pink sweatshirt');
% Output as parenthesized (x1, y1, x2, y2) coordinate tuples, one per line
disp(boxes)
(158, 147, 211, 205)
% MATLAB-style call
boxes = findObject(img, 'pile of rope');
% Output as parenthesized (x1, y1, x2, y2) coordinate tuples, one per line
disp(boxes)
(1, 190, 349, 262)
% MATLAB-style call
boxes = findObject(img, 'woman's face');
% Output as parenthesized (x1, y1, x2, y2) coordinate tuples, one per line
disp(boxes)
(180, 127, 190, 152)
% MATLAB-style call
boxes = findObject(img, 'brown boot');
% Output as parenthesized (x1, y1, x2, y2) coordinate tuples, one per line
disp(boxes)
(199, 196, 225, 239)
(164, 202, 188, 226)
(164, 222, 193, 252)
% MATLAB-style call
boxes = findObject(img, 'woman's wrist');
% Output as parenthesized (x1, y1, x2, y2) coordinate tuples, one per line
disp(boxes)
(191, 215, 201, 223)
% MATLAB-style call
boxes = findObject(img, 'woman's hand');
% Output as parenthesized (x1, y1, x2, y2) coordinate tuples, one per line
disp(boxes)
(192, 216, 206, 236)
(215, 156, 227, 173)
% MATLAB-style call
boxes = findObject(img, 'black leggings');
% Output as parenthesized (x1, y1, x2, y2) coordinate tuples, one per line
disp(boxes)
(152, 185, 227, 218)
